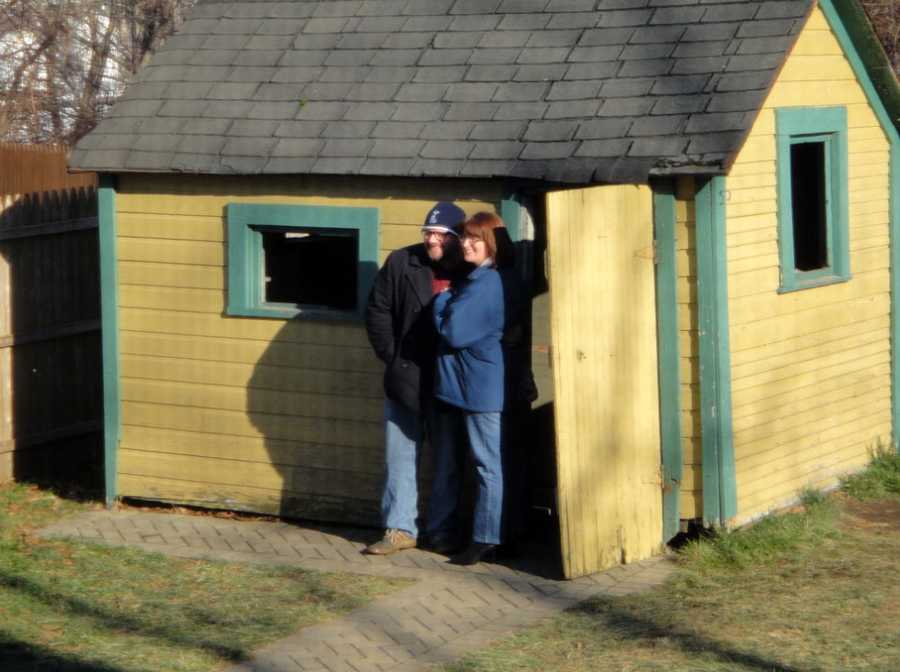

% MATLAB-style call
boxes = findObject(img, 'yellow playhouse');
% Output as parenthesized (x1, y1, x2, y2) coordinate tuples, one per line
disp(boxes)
(71, 0, 899, 577)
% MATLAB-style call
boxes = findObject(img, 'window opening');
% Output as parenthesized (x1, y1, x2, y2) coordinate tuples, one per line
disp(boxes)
(790, 141, 828, 272)
(258, 226, 358, 310)
(774, 106, 848, 292)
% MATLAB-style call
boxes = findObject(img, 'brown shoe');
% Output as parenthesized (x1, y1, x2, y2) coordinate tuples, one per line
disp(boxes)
(363, 529, 416, 555)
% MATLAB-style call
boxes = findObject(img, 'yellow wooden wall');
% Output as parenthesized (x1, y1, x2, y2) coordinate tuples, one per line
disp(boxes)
(115, 173, 500, 522)
(725, 5, 893, 523)
(546, 185, 662, 577)
(675, 176, 702, 520)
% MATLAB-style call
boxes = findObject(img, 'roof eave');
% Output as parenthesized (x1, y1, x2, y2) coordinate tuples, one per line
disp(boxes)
(649, 163, 727, 178)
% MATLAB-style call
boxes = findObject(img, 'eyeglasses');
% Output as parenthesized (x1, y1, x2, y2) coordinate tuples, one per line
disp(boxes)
(422, 230, 450, 240)
(460, 234, 484, 243)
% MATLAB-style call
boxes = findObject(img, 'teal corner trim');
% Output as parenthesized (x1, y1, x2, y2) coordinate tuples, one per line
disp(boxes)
(98, 175, 120, 506)
(695, 176, 737, 526)
(226, 203, 379, 320)
(652, 180, 683, 542)
(774, 107, 850, 292)
(500, 195, 522, 242)
(892, 143, 900, 453)
(817, 0, 900, 454)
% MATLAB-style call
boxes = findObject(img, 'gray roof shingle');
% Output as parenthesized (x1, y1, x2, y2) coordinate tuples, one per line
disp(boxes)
(71, 0, 815, 184)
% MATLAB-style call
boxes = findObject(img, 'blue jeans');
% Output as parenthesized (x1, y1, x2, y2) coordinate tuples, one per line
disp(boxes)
(427, 410, 503, 545)
(381, 398, 459, 538)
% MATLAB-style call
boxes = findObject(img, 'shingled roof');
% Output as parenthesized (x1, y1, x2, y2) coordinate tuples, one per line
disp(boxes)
(70, 0, 816, 184)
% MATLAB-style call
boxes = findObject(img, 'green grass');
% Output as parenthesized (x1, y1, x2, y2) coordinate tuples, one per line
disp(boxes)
(446, 454, 900, 672)
(0, 482, 403, 672)
(840, 447, 900, 500)
(677, 487, 840, 572)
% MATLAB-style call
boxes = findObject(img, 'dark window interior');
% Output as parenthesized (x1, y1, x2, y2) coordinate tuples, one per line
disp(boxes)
(790, 141, 828, 272)
(258, 227, 358, 310)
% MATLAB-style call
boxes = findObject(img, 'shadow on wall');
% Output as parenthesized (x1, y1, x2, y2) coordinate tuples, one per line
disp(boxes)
(241, 204, 561, 552)
(245, 259, 411, 529)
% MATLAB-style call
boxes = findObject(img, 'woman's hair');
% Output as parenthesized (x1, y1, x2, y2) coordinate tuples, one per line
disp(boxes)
(463, 211, 515, 269)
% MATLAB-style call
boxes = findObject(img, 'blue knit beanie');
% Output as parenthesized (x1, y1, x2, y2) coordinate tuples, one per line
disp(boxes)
(422, 201, 466, 237)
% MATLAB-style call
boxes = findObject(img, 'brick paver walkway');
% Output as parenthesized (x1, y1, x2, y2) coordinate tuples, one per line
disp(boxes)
(39, 509, 675, 672)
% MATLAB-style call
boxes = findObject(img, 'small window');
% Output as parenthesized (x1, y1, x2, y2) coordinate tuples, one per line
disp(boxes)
(227, 204, 378, 319)
(775, 107, 849, 292)
(259, 227, 358, 309)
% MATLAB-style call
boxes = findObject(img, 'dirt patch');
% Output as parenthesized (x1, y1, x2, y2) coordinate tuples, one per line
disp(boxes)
(841, 497, 900, 533)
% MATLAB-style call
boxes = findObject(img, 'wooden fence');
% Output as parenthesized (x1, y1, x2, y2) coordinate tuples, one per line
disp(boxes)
(0, 143, 96, 196)
(0, 147, 102, 490)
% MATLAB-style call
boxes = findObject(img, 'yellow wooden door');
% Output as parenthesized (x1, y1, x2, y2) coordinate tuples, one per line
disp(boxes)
(546, 184, 663, 579)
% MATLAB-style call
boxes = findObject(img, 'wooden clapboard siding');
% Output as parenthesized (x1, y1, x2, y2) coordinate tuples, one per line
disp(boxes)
(730, 362, 890, 420)
(123, 400, 380, 447)
(732, 314, 890, 367)
(118, 212, 224, 241)
(119, 214, 425, 254)
(737, 434, 884, 514)
(121, 332, 379, 372)
(122, 378, 382, 422)
(119, 238, 224, 267)
(117, 175, 496, 222)
(119, 261, 222, 290)
(114, 173, 501, 523)
(120, 307, 369, 347)
(121, 355, 381, 397)
(725, 5, 893, 524)
(728, 245, 887, 276)
(675, 176, 702, 520)
(117, 473, 379, 522)
(118, 449, 382, 499)
(121, 425, 377, 470)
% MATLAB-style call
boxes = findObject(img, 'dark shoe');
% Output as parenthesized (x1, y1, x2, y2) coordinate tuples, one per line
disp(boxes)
(425, 533, 461, 556)
(450, 542, 498, 566)
(363, 529, 416, 555)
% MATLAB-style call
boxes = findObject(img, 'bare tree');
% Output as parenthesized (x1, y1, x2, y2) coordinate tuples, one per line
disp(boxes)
(0, 0, 195, 144)
(0, 0, 895, 145)
(860, 0, 899, 75)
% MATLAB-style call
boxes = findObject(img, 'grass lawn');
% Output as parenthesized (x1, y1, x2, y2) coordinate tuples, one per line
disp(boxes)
(447, 455, 900, 672)
(0, 482, 404, 672)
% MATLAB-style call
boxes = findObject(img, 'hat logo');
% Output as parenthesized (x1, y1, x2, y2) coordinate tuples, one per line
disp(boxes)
(430, 211, 439, 224)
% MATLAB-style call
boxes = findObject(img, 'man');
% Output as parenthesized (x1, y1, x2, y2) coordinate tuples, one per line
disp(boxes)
(363, 201, 466, 555)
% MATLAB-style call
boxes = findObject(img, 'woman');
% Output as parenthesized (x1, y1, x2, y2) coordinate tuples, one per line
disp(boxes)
(428, 212, 512, 565)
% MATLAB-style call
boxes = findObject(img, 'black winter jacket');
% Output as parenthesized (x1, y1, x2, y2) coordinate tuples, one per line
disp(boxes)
(365, 244, 440, 413)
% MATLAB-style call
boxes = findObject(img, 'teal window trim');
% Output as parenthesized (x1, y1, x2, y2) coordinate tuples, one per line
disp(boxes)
(652, 180, 683, 541)
(226, 203, 379, 320)
(500, 195, 521, 242)
(98, 175, 120, 507)
(775, 106, 850, 292)
(695, 176, 737, 526)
